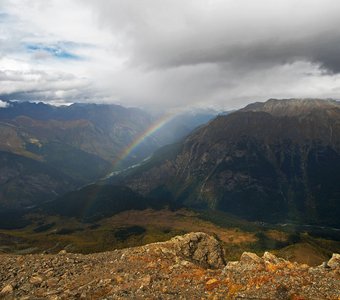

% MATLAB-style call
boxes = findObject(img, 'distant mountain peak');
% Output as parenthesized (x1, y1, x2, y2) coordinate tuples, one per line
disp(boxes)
(119, 97, 340, 226)
(241, 98, 340, 117)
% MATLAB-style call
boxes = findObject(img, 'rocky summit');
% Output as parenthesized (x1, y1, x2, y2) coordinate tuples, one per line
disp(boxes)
(0, 232, 339, 299)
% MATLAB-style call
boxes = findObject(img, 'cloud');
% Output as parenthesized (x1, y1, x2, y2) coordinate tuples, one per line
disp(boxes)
(83, 0, 340, 71)
(0, 100, 9, 108)
(1, 0, 340, 109)
(0, 68, 93, 102)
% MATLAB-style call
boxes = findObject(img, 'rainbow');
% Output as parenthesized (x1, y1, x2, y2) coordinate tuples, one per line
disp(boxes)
(80, 112, 178, 219)
(113, 112, 177, 168)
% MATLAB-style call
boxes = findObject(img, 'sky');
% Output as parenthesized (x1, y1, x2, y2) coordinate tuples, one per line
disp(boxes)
(1, 0, 340, 110)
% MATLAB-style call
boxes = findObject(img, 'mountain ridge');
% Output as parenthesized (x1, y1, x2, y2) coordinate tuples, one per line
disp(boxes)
(0, 101, 217, 209)
(241, 98, 340, 116)
(117, 98, 340, 226)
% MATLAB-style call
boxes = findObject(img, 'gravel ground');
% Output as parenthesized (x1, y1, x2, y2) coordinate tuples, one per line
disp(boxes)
(0, 232, 339, 299)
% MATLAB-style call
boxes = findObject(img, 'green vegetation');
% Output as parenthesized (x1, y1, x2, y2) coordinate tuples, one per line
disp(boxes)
(43, 184, 171, 222)
(33, 223, 55, 233)
(0, 151, 77, 209)
(27, 142, 111, 182)
(0, 208, 338, 267)
(113, 226, 146, 241)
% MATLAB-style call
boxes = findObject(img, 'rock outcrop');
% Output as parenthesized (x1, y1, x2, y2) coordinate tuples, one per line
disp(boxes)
(223, 251, 340, 299)
(165, 232, 226, 269)
(327, 253, 340, 269)
(0, 232, 339, 299)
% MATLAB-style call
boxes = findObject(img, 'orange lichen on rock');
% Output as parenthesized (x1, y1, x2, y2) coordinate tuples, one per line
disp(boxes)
(0, 233, 339, 299)
(205, 278, 220, 291)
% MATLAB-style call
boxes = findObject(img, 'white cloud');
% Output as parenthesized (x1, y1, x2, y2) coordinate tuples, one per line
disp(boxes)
(1, 0, 340, 110)
(0, 100, 8, 108)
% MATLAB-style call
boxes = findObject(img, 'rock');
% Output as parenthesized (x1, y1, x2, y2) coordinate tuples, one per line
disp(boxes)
(30, 275, 43, 285)
(0, 232, 339, 299)
(58, 250, 67, 255)
(240, 252, 262, 264)
(99, 278, 112, 285)
(224, 252, 266, 274)
(237, 252, 265, 271)
(180, 260, 192, 267)
(169, 232, 226, 269)
(139, 275, 152, 289)
(114, 275, 124, 284)
(327, 253, 340, 269)
(223, 261, 239, 272)
(275, 284, 289, 300)
(19, 283, 32, 292)
(263, 251, 281, 264)
(205, 278, 220, 291)
(0, 284, 13, 295)
(46, 278, 59, 287)
(320, 261, 331, 269)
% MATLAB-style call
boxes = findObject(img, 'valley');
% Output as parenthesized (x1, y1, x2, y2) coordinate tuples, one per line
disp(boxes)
(0, 99, 339, 267)
(0, 208, 339, 267)
(0, 98, 339, 299)
(0, 100, 216, 210)
(3, 2, 340, 297)
(117, 99, 340, 227)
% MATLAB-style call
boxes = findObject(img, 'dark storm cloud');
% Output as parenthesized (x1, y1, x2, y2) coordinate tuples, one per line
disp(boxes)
(74, 0, 340, 109)
(84, 0, 340, 75)
(2, 0, 340, 109)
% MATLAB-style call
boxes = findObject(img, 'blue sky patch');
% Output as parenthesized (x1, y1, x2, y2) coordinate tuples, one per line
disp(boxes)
(26, 43, 82, 60)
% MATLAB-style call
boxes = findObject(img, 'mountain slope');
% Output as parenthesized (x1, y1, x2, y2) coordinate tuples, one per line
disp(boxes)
(0, 101, 157, 167)
(0, 101, 217, 209)
(43, 184, 171, 222)
(119, 99, 340, 226)
(0, 151, 77, 209)
(152, 110, 217, 146)
(0, 101, 158, 209)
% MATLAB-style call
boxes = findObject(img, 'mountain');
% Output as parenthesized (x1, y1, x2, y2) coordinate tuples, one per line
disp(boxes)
(0, 151, 77, 210)
(43, 184, 173, 222)
(152, 110, 218, 146)
(117, 99, 340, 226)
(241, 98, 340, 116)
(0, 101, 157, 166)
(0, 101, 156, 208)
(0, 101, 216, 209)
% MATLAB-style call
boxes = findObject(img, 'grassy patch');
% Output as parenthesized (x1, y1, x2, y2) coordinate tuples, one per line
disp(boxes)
(0, 208, 338, 266)
(33, 223, 56, 233)
(114, 226, 146, 241)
